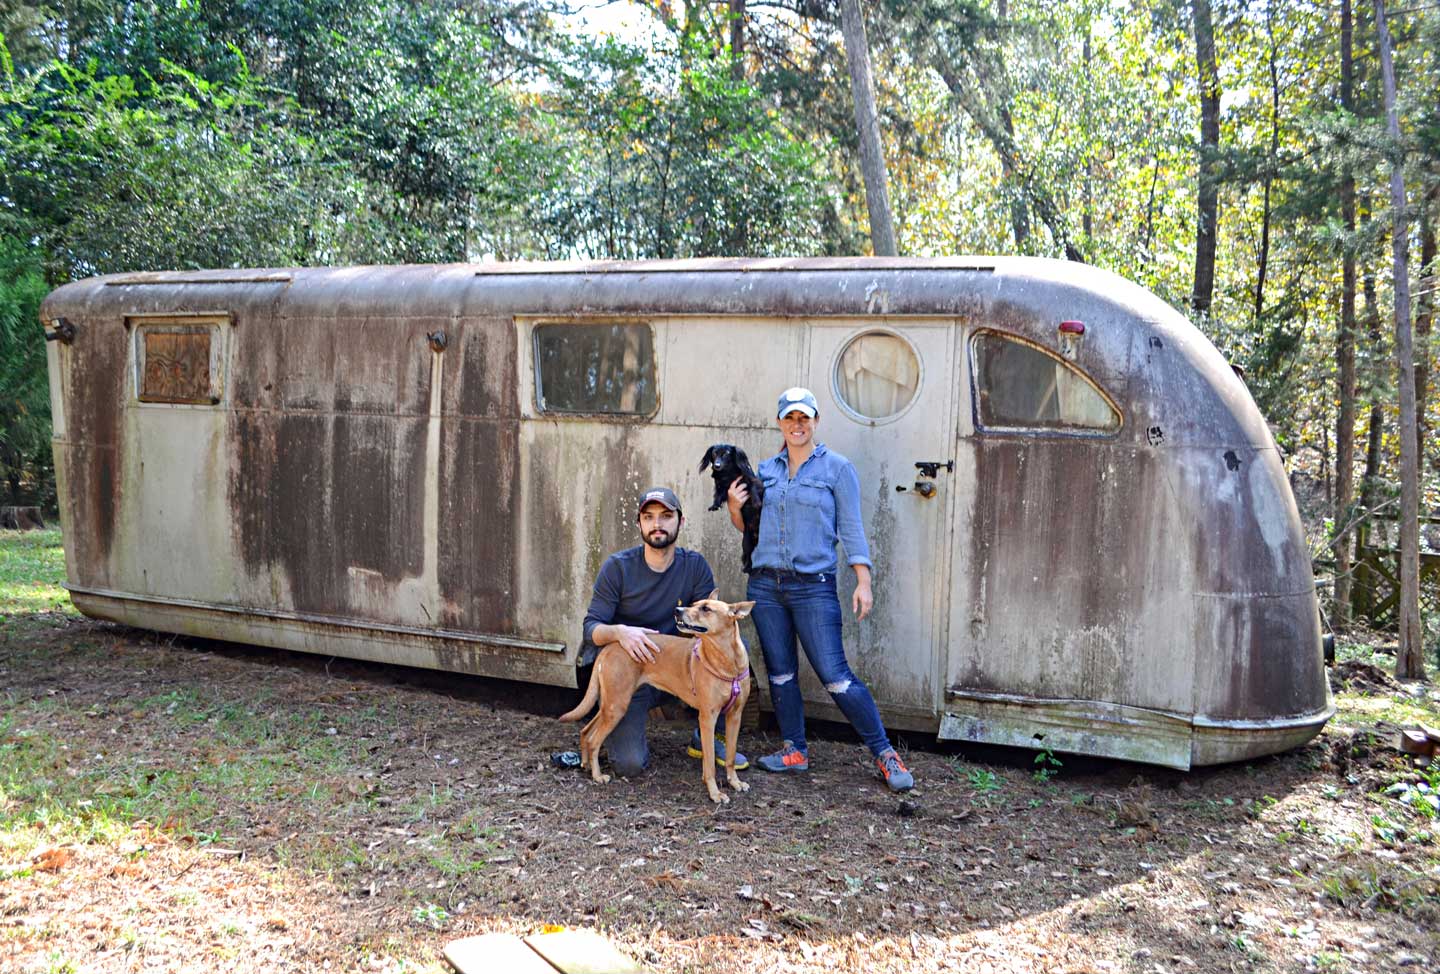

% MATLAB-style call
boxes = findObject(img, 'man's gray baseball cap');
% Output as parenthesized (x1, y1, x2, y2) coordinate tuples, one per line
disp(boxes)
(636, 486, 682, 516)
(777, 387, 819, 418)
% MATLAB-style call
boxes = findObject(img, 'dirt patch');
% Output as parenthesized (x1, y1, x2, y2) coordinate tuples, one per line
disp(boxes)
(1330, 659, 1402, 695)
(2, 617, 1439, 973)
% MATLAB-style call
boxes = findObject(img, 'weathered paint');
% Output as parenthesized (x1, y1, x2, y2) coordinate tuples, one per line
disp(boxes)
(40, 257, 1333, 768)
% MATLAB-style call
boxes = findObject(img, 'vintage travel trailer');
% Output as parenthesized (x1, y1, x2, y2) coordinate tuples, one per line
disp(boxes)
(40, 257, 1332, 769)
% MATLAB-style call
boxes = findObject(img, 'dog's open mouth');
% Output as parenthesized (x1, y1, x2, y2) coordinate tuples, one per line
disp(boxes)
(674, 609, 708, 635)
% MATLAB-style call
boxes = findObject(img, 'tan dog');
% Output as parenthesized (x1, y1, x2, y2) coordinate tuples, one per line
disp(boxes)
(559, 593, 754, 803)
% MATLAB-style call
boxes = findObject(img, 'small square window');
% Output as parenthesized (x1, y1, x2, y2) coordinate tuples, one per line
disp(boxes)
(534, 322, 657, 415)
(132, 319, 226, 405)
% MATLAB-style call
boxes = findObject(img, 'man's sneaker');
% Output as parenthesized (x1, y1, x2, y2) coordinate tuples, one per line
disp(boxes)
(877, 749, 914, 792)
(687, 731, 750, 770)
(756, 742, 809, 773)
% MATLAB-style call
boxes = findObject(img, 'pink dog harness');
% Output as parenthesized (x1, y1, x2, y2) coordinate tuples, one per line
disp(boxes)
(689, 639, 750, 716)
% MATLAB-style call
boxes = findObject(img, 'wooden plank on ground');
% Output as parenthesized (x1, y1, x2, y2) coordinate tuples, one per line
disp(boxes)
(523, 930, 647, 974)
(445, 933, 560, 974)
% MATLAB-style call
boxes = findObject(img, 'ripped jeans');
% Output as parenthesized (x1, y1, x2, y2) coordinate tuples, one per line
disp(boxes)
(746, 569, 891, 758)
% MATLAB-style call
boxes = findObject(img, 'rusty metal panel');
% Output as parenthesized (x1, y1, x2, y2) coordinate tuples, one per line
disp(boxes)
(951, 439, 1193, 713)
(437, 316, 521, 635)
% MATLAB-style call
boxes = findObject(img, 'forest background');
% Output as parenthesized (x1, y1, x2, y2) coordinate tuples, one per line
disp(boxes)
(0, 0, 1437, 651)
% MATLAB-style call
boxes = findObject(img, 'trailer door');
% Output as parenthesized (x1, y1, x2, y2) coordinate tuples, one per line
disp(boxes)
(802, 319, 957, 727)
(940, 328, 1197, 766)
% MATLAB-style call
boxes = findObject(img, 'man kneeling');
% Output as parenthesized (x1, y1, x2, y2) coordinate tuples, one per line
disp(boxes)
(578, 486, 749, 776)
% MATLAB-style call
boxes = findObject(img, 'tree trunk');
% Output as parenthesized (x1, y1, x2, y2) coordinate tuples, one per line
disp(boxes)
(1254, 3, 1280, 323)
(1416, 184, 1436, 482)
(1082, 29, 1094, 244)
(839, 0, 898, 257)
(933, 59, 1084, 262)
(1002, 104, 1030, 251)
(1359, 248, 1385, 521)
(1375, 0, 1424, 679)
(1333, 0, 1358, 630)
(728, 0, 745, 81)
(1191, 0, 1221, 315)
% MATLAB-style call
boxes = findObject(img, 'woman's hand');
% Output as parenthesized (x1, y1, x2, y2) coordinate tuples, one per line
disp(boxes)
(726, 477, 749, 532)
(852, 565, 874, 620)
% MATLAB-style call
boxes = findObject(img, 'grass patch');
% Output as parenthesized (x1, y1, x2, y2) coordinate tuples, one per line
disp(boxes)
(1331, 692, 1440, 729)
(0, 528, 74, 618)
(0, 682, 367, 857)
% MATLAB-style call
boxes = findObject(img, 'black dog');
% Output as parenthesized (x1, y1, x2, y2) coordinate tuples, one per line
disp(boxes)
(699, 444, 764, 574)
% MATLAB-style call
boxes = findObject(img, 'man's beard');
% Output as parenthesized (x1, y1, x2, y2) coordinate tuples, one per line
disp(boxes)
(643, 527, 678, 550)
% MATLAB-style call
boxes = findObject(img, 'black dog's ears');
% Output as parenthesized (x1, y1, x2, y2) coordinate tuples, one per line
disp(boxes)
(733, 446, 751, 468)
(698, 445, 717, 473)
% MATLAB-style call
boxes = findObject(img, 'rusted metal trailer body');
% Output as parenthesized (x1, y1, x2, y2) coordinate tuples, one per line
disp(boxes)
(41, 257, 1332, 769)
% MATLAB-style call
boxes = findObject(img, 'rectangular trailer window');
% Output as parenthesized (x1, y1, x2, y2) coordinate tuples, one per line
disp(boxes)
(534, 322, 657, 415)
(971, 331, 1120, 433)
(131, 318, 227, 405)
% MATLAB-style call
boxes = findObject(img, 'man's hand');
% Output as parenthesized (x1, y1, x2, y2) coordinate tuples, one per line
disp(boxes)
(614, 625, 661, 664)
(726, 477, 749, 532)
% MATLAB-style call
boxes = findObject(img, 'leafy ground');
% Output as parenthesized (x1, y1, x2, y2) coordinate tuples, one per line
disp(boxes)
(2, 529, 1438, 974)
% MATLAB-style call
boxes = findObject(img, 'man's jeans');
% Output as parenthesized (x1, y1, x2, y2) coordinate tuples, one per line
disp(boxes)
(605, 684, 662, 777)
(746, 569, 890, 757)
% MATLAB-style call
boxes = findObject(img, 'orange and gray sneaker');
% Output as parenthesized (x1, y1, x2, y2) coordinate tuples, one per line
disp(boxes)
(756, 741, 809, 773)
(877, 749, 914, 791)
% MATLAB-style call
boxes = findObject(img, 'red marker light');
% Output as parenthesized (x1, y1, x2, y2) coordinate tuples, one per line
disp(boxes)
(1058, 320, 1086, 335)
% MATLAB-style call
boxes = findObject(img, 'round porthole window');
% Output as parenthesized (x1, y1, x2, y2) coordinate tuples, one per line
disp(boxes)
(834, 331, 920, 421)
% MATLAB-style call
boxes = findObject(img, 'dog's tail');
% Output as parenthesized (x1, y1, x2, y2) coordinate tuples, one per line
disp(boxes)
(558, 662, 601, 722)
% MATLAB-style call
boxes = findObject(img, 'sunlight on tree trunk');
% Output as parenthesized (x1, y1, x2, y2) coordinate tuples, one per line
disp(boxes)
(1334, 0, 1358, 630)
(1191, 0, 1221, 315)
(1415, 186, 1436, 484)
(1374, 0, 1424, 679)
(840, 0, 897, 257)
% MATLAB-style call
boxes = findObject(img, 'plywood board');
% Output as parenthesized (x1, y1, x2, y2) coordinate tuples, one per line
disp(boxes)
(523, 930, 646, 974)
(444, 933, 560, 974)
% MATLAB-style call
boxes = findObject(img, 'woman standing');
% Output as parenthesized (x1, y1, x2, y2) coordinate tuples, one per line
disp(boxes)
(726, 387, 914, 792)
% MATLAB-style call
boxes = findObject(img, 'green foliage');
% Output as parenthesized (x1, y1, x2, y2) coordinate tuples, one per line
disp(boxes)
(539, 34, 830, 259)
(965, 767, 1002, 794)
(0, 57, 374, 276)
(1032, 745, 1062, 783)
(0, 235, 49, 505)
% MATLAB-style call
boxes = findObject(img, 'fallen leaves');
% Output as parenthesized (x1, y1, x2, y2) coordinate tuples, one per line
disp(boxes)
(31, 847, 73, 872)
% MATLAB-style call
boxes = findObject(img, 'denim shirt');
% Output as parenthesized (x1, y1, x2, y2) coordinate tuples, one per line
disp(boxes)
(751, 444, 873, 575)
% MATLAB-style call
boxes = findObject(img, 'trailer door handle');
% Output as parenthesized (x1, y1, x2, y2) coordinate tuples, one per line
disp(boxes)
(914, 460, 954, 478)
